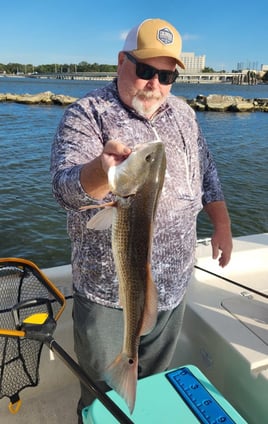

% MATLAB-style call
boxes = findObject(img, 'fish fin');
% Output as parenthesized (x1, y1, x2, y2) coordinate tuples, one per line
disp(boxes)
(104, 353, 138, 414)
(140, 264, 158, 336)
(80, 201, 116, 211)
(86, 207, 114, 230)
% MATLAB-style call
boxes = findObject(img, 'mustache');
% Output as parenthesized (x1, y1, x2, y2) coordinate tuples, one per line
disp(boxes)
(136, 89, 162, 101)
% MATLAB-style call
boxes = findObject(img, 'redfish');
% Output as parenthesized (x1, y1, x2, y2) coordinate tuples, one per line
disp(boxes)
(82, 141, 166, 413)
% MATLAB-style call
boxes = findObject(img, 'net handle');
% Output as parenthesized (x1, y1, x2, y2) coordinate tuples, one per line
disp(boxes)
(0, 257, 66, 338)
(9, 399, 22, 414)
(0, 328, 25, 337)
(0, 259, 134, 423)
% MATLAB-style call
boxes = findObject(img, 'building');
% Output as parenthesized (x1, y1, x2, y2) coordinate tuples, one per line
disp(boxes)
(261, 64, 268, 72)
(180, 52, 206, 73)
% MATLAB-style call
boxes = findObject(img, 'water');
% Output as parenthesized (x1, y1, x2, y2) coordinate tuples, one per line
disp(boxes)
(1, 77, 267, 267)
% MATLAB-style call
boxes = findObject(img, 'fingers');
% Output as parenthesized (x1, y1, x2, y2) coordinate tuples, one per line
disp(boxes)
(219, 247, 232, 268)
(103, 140, 131, 157)
(211, 240, 219, 261)
(101, 140, 132, 174)
(211, 234, 232, 268)
(218, 252, 228, 268)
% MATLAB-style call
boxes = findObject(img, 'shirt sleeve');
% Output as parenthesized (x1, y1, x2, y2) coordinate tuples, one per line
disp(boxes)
(198, 125, 225, 206)
(50, 97, 106, 211)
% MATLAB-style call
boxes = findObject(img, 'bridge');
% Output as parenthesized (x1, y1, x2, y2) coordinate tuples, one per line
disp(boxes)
(177, 72, 245, 83)
(31, 71, 117, 81)
(30, 71, 254, 84)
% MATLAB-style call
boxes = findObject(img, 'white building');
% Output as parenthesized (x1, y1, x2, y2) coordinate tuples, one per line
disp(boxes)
(180, 52, 206, 73)
(261, 64, 268, 72)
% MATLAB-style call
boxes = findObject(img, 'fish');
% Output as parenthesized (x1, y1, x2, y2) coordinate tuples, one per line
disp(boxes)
(81, 141, 166, 413)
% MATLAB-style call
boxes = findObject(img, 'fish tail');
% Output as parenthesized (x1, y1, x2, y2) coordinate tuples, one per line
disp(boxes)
(104, 352, 138, 414)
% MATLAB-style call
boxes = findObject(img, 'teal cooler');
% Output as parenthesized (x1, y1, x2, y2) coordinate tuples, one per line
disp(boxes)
(82, 365, 247, 423)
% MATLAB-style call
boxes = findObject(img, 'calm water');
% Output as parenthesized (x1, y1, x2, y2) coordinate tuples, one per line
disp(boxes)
(1, 77, 268, 267)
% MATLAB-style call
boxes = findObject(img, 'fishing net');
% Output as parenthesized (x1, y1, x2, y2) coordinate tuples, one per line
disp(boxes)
(0, 258, 65, 413)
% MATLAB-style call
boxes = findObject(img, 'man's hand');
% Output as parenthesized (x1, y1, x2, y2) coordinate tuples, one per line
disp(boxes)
(211, 226, 233, 267)
(100, 140, 132, 174)
(80, 140, 131, 200)
(203, 201, 233, 268)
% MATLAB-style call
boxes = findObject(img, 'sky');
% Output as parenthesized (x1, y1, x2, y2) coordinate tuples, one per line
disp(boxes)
(1, 0, 267, 71)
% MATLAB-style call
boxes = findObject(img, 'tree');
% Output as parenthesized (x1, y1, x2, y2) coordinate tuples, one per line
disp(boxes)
(202, 67, 215, 73)
(77, 61, 89, 72)
(0, 61, 117, 74)
(5, 63, 22, 74)
(263, 71, 268, 82)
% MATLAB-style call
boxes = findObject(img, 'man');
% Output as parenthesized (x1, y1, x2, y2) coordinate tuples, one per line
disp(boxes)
(51, 18, 232, 421)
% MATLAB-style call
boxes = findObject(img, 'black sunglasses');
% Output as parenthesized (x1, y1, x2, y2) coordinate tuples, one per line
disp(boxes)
(125, 52, 179, 85)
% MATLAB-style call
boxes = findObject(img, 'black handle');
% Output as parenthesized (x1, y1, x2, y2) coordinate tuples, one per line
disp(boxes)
(48, 338, 134, 424)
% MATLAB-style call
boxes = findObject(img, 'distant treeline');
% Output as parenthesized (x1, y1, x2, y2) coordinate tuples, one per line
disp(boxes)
(1, 62, 268, 82)
(0, 61, 117, 75)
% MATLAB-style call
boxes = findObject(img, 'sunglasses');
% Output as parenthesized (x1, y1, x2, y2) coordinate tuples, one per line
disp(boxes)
(125, 52, 179, 85)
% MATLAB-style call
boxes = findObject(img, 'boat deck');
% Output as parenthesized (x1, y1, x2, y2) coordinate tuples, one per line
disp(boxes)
(0, 299, 79, 424)
(0, 234, 267, 423)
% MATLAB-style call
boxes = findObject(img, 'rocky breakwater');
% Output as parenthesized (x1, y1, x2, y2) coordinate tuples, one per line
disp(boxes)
(188, 94, 268, 112)
(0, 91, 78, 105)
(0, 91, 268, 112)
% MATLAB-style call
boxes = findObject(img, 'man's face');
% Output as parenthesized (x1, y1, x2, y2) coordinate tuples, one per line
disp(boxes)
(117, 52, 177, 119)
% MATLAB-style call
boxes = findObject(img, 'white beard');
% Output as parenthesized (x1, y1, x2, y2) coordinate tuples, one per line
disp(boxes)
(131, 91, 165, 118)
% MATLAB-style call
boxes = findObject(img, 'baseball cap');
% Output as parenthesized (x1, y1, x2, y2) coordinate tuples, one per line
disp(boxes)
(122, 18, 185, 69)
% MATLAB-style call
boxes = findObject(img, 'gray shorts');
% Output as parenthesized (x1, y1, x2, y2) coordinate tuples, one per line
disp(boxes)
(73, 292, 186, 412)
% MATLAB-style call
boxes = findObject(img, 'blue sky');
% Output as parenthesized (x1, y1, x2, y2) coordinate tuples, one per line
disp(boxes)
(1, 0, 267, 71)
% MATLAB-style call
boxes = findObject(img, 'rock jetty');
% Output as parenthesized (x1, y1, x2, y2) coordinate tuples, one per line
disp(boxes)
(0, 91, 268, 112)
(0, 91, 77, 105)
(187, 94, 268, 112)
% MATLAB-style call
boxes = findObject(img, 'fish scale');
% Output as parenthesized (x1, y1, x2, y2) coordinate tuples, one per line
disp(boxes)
(113, 196, 153, 357)
(103, 142, 166, 413)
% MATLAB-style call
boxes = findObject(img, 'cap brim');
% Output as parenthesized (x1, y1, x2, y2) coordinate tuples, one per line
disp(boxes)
(131, 49, 185, 69)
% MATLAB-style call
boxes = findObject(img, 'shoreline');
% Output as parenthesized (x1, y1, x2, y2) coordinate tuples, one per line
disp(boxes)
(0, 90, 268, 112)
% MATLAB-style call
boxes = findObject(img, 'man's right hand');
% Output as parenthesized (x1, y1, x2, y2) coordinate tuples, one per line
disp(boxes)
(80, 140, 131, 200)
(100, 140, 132, 174)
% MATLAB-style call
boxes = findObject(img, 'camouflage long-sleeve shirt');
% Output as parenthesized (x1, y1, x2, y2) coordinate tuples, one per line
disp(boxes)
(51, 80, 224, 311)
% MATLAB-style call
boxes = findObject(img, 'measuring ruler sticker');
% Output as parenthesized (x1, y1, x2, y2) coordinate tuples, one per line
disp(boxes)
(165, 367, 236, 424)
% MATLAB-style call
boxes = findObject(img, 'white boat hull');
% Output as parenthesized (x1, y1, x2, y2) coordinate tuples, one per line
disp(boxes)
(171, 233, 268, 423)
(0, 234, 267, 423)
